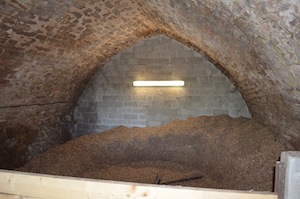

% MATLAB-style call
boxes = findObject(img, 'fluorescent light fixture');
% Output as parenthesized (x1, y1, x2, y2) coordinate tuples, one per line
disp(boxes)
(133, 80, 184, 87)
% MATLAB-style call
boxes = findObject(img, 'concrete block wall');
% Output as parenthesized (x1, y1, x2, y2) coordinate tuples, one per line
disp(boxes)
(73, 35, 251, 137)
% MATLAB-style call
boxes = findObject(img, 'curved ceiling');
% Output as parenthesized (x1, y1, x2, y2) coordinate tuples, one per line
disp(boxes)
(0, 0, 299, 152)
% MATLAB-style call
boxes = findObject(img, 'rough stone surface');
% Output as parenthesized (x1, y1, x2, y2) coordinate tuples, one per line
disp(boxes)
(74, 35, 251, 137)
(0, 0, 300, 167)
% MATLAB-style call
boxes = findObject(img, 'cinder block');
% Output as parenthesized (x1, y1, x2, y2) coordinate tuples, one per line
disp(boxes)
(159, 51, 177, 58)
(228, 109, 240, 118)
(124, 114, 138, 119)
(153, 44, 168, 51)
(111, 58, 128, 65)
(96, 101, 109, 107)
(107, 107, 119, 112)
(216, 83, 231, 89)
(138, 58, 153, 65)
(109, 113, 124, 119)
(131, 120, 147, 126)
(186, 57, 205, 64)
(213, 109, 229, 115)
(216, 88, 230, 95)
(106, 71, 121, 77)
(121, 52, 135, 59)
(192, 69, 207, 76)
(96, 107, 109, 112)
(198, 109, 213, 115)
(133, 46, 153, 53)
(147, 120, 162, 127)
(138, 102, 152, 107)
(153, 58, 169, 65)
(202, 95, 218, 103)
(88, 114, 99, 123)
(97, 112, 109, 118)
(127, 58, 139, 65)
(170, 57, 187, 65)
(161, 108, 178, 116)
(197, 76, 209, 84)
(105, 89, 122, 95)
(103, 96, 118, 102)
(95, 125, 110, 132)
(132, 95, 146, 101)
(133, 108, 147, 114)
(168, 43, 184, 51)
(240, 107, 252, 118)
(146, 96, 153, 102)
(144, 38, 160, 46)
(116, 119, 132, 125)
(191, 101, 205, 109)
(159, 35, 171, 43)
(103, 119, 117, 125)
(109, 102, 123, 107)
(176, 50, 195, 58)
(206, 102, 220, 109)
(138, 114, 148, 120)
(79, 101, 88, 108)
(117, 107, 132, 113)
(124, 102, 138, 107)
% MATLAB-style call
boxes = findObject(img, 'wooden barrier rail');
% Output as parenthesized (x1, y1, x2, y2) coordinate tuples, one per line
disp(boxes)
(0, 169, 277, 199)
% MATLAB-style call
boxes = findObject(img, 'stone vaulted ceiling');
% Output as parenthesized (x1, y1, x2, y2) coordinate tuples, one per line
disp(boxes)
(0, 0, 299, 168)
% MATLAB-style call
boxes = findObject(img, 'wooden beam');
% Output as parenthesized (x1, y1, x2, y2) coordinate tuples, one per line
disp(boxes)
(0, 169, 277, 199)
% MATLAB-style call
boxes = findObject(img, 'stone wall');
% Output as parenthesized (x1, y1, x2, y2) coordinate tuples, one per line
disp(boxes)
(73, 35, 251, 137)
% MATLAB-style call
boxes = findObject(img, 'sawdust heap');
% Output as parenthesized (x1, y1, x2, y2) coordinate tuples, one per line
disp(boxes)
(20, 115, 288, 191)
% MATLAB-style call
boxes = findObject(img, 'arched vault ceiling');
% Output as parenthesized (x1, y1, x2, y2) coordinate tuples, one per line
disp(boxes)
(0, 0, 300, 148)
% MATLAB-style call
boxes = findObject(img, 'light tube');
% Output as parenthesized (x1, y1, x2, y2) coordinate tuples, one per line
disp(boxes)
(133, 80, 184, 87)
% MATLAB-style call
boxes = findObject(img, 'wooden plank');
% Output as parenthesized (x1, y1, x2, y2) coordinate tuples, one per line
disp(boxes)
(275, 161, 285, 199)
(0, 193, 39, 199)
(0, 169, 277, 199)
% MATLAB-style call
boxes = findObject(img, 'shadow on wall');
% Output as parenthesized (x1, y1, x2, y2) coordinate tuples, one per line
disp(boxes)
(73, 35, 251, 137)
